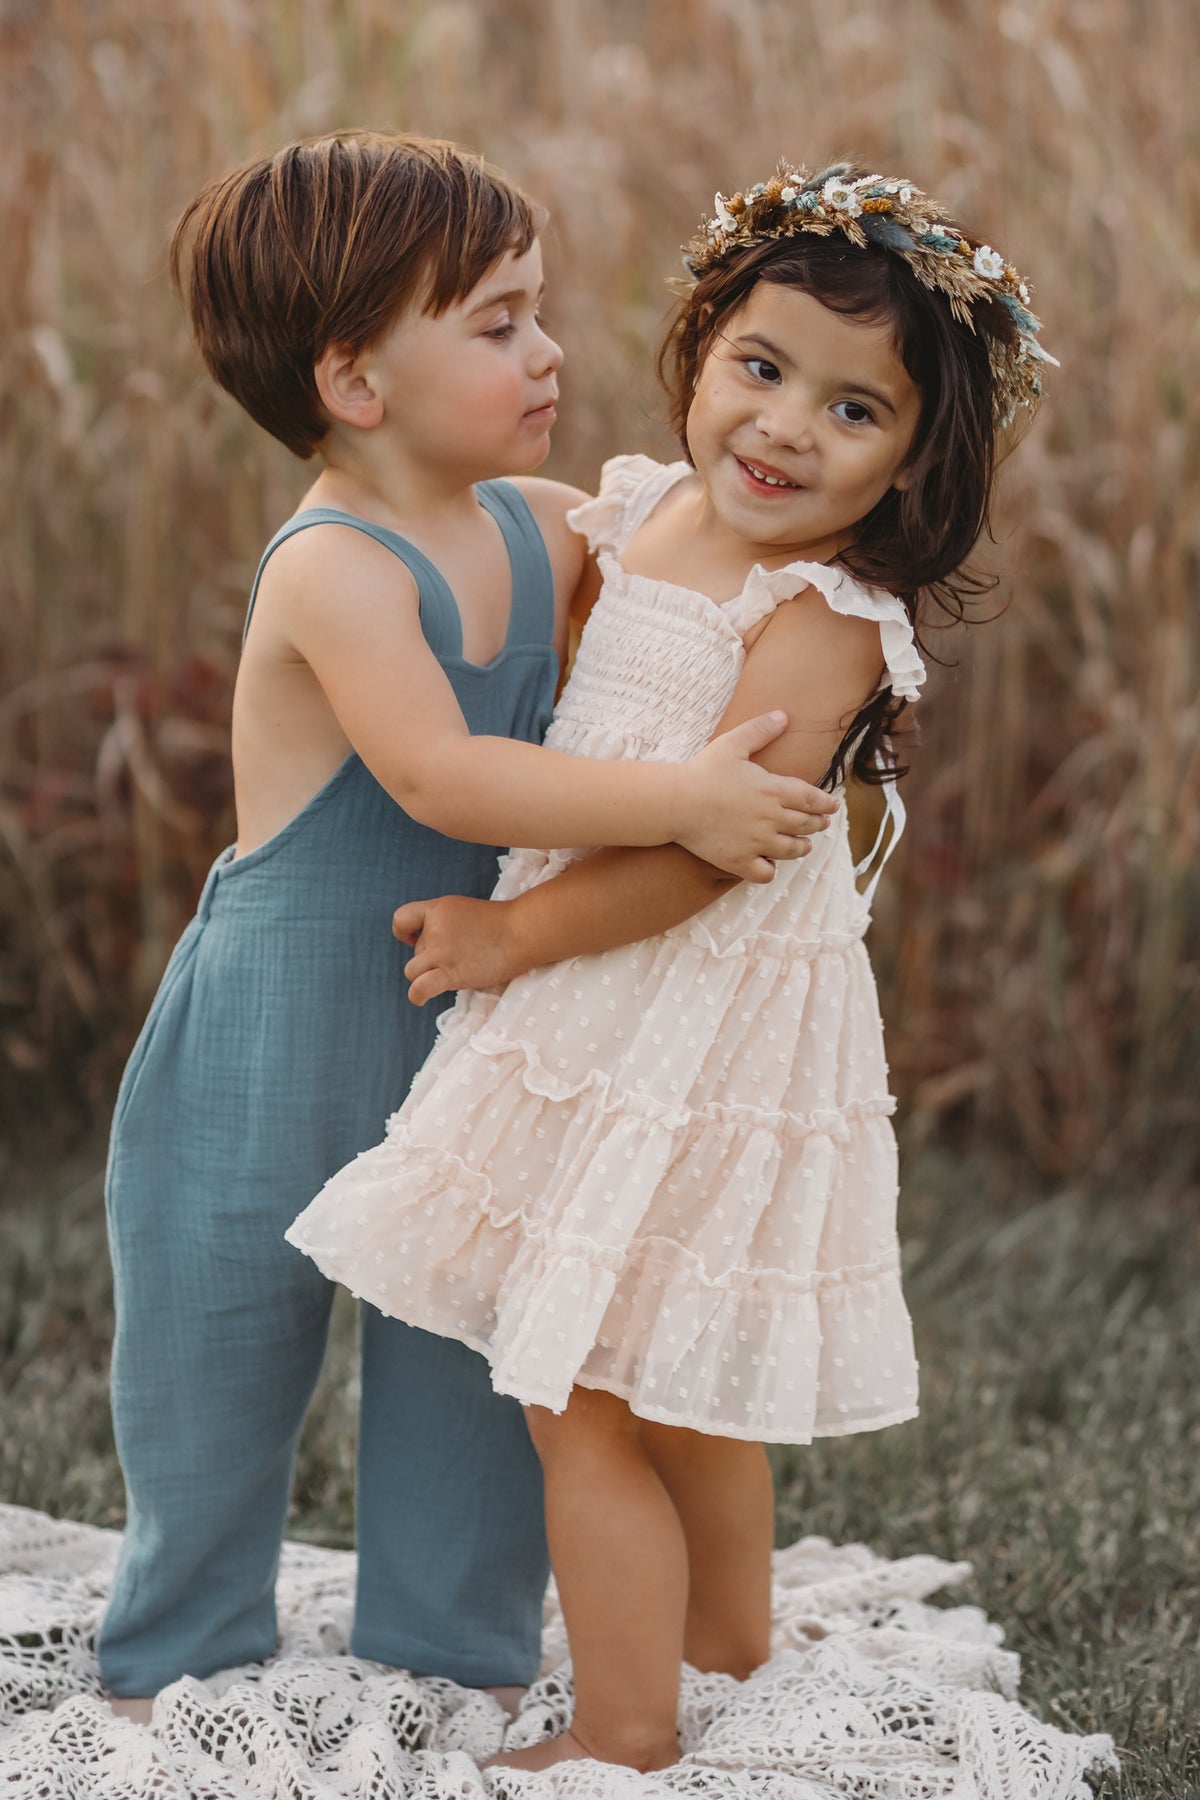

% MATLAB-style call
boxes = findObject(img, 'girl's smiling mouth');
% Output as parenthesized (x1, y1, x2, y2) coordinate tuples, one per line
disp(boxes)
(736, 455, 804, 491)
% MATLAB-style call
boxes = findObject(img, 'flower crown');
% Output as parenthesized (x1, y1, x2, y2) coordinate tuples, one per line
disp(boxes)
(683, 163, 1056, 425)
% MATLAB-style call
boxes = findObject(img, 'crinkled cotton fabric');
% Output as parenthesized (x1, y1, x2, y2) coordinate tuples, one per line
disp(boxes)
(288, 455, 924, 1442)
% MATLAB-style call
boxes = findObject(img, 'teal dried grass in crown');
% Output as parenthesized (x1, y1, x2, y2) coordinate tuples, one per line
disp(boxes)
(684, 162, 1057, 425)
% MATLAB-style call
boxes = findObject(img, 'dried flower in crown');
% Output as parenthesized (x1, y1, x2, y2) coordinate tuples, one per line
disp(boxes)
(683, 162, 1057, 425)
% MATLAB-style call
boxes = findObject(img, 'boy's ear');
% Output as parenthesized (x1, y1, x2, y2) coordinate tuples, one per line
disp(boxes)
(314, 342, 385, 431)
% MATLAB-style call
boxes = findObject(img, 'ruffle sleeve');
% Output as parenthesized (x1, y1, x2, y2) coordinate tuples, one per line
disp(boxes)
(723, 561, 926, 703)
(565, 454, 689, 558)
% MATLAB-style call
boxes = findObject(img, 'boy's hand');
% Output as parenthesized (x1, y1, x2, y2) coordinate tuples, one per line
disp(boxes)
(393, 895, 523, 1006)
(677, 711, 838, 882)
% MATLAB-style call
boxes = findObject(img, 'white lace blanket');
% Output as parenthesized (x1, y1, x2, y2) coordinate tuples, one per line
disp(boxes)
(0, 1504, 1116, 1798)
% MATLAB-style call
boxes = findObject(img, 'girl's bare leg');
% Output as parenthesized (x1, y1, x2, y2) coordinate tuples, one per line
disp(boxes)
(640, 1421, 774, 1679)
(487, 1386, 685, 1773)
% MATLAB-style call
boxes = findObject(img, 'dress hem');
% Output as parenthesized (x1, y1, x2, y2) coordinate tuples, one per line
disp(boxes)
(286, 1233, 918, 1445)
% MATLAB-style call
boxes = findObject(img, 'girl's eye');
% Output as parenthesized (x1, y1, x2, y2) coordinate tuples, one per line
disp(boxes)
(745, 357, 782, 384)
(832, 399, 875, 425)
(486, 321, 516, 341)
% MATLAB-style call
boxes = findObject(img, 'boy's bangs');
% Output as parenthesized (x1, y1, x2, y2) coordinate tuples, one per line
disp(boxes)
(422, 187, 542, 315)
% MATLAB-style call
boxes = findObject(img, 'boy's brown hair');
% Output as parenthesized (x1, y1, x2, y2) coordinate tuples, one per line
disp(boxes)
(170, 131, 544, 458)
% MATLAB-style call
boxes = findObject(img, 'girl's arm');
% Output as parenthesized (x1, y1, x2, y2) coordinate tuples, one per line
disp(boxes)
(397, 584, 882, 1003)
(279, 524, 816, 882)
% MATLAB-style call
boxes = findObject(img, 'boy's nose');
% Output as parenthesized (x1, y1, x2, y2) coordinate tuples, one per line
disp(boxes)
(534, 327, 564, 376)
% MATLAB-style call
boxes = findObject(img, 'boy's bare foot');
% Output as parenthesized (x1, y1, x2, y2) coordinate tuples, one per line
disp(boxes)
(108, 1696, 155, 1725)
(484, 1725, 678, 1773)
(483, 1685, 527, 1720)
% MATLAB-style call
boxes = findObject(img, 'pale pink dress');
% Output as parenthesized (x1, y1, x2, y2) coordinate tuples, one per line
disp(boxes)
(287, 455, 926, 1443)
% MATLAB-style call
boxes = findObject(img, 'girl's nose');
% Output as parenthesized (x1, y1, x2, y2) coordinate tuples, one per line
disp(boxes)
(757, 394, 815, 453)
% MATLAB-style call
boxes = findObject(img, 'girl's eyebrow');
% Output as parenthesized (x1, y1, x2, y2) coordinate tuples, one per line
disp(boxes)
(466, 282, 546, 318)
(734, 332, 900, 418)
(733, 331, 794, 366)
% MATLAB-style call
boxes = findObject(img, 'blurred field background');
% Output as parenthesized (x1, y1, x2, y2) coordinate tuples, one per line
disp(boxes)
(1, 1, 1197, 1792)
(3, 0, 1198, 1171)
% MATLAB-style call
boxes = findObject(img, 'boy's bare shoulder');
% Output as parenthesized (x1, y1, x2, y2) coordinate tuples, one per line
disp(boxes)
(509, 479, 594, 640)
(252, 514, 420, 624)
(510, 475, 591, 540)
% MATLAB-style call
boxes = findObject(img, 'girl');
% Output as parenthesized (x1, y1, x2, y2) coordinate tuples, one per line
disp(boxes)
(286, 162, 1053, 1773)
(99, 132, 831, 1721)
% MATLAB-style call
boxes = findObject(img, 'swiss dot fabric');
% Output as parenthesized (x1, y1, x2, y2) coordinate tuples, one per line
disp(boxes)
(288, 455, 923, 1442)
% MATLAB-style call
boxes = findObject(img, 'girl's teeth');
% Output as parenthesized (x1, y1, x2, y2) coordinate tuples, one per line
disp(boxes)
(748, 464, 795, 487)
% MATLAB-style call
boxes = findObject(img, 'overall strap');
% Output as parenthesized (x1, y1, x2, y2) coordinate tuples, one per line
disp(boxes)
(476, 480, 556, 650)
(242, 508, 463, 659)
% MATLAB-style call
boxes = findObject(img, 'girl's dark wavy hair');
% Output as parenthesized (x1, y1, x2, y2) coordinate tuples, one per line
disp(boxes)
(659, 227, 1019, 788)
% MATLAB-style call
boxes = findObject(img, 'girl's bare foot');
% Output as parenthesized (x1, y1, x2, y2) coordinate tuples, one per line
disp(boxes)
(108, 1696, 155, 1725)
(484, 1724, 679, 1773)
(483, 1726, 593, 1772)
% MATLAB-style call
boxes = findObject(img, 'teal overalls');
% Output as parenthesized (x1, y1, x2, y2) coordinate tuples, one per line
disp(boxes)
(98, 486, 557, 1694)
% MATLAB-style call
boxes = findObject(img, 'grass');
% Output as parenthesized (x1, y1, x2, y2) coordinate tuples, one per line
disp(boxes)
(2, 1133, 1195, 1794)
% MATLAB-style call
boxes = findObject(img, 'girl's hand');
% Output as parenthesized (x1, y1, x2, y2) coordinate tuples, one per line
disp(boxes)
(393, 895, 522, 1006)
(677, 712, 838, 882)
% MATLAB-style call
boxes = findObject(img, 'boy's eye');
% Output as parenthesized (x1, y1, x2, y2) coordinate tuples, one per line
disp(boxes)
(745, 357, 782, 384)
(485, 321, 516, 340)
(832, 399, 875, 425)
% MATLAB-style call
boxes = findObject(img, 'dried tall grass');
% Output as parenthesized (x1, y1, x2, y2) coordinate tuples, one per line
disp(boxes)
(2, 0, 1197, 1174)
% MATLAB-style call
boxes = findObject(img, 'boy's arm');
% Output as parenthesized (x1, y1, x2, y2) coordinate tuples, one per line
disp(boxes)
(398, 584, 878, 1004)
(278, 523, 816, 882)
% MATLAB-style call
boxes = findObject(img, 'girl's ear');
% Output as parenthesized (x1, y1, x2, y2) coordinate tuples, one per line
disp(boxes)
(314, 342, 385, 431)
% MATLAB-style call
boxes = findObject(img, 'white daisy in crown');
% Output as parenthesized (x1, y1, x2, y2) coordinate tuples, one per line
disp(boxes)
(821, 176, 863, 216)
(973, 245, 1006, 279)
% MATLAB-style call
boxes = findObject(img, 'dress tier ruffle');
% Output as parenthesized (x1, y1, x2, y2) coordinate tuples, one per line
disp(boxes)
(287, 455, 925, 1442)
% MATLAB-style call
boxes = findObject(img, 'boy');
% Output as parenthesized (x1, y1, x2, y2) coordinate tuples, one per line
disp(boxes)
(100, 131, 831, 1719)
